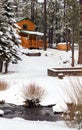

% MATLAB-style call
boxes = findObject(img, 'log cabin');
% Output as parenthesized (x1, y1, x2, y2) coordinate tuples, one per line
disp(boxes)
(16, 17, 47, 49)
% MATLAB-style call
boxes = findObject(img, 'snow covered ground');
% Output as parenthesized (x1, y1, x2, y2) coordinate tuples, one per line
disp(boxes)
(0, 47, 82, 130)
(0, 117, 76, 130)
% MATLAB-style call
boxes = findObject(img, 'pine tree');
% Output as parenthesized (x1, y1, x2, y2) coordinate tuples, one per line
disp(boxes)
(47, 0, 63, 47)
(0, 0, 21, 73)
(64, 0, 80, 66)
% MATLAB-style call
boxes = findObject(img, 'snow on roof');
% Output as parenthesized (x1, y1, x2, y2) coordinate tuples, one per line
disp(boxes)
(57, 42, 70, 45)
(16, 17, 35, 24)
(19, 30, 44, 36)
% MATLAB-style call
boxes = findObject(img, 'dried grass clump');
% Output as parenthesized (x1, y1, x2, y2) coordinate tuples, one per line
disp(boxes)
(64, 103, 82, 129)
(63, 78, 82, 129)
(0, 81, 8, 91)
(22, 83, 45, 107)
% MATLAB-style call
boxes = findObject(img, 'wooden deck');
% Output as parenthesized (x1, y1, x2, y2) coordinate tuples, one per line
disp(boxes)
(47, 67, 82, 77)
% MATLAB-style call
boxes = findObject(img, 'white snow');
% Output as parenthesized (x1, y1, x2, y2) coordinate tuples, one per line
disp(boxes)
(0, 31, 3, 35)
(20, 30, 44, 36)
(38, 0, 44, 2)
(0, 118, 75, 130)
(13, 23, 21, 29)
(0, 110, 4, 116)
(57, 42, 70, 45)
(0, 47, 82, 130)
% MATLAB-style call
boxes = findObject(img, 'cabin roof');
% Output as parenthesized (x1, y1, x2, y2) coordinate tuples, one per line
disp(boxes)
(16, 17, 35, 24)
(19, 30, 44, 36)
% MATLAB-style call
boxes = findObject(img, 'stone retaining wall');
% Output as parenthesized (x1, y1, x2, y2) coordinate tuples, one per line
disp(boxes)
(47, 67, 82, 77)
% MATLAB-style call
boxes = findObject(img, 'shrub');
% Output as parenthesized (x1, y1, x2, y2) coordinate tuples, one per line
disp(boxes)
(63, 78, 82, 129)
(22, 83, 45, 107)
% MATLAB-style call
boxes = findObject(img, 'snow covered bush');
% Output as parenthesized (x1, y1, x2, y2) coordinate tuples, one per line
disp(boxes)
(22, 83, 45, 107)
(63, 78, 82, 129)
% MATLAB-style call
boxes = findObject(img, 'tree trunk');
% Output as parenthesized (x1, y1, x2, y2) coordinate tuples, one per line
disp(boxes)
(43, 0, 47, 51)
(31, 0, 34, 22)
(66, 25, 68, 52)
(50, 27, 53, 48)
(71, 28, 74, 67)
(78, 41, 82, 64)
(78, 0, 82, 64)
(48, 28, 51, 48)
(0, 60, 3, 73)
(4, 61, 9, 74)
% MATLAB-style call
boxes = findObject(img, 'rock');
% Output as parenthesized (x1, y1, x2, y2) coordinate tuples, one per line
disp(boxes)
(0, 103, 63, 121)
(58, 73, 64, 79)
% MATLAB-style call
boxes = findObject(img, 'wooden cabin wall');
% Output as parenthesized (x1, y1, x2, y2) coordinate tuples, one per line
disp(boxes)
(17, 19, 35, 31)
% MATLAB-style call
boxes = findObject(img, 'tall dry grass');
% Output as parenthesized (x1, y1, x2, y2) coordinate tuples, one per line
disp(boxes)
(0, 80, 8, 91)
(22, 83, 45, 107)
(0, 80, 9, 104)
(63, 77, 82, 129)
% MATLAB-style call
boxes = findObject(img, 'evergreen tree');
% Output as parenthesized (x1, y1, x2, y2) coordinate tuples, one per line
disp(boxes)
(22, 1, 32, 19)
(22, 0, 38, 23)
(64, 0, 80, 66)
(47, 0, 63, 47)
(0, 0, 21, 73)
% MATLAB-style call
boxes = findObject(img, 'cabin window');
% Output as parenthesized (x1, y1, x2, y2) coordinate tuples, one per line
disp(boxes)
(23, 24, 28, 30)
